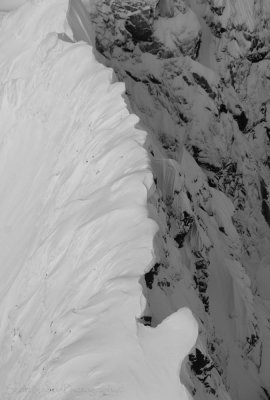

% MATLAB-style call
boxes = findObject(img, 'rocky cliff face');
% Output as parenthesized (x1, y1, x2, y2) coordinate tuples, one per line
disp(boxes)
(86, 0, 270, 399)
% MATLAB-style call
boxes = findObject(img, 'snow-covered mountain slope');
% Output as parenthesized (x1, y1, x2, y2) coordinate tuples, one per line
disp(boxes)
(87, 0, 270, 399)
(0, 1, 198, 399)
(1, 0, 270, 399)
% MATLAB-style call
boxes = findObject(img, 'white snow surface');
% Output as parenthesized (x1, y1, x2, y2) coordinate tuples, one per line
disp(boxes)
(153, 7, 200, 53)
(0, 1, 198, 399)
(0, 0, 27, 12)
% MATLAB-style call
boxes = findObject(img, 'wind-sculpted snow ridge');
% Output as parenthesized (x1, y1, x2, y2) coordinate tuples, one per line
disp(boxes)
(89, 0, 270, 399)
(0, 1, 198, 399)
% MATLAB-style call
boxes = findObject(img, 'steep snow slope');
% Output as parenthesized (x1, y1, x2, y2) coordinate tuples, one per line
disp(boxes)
(89, 0, 270, 399)
(0, 1, 198, 399)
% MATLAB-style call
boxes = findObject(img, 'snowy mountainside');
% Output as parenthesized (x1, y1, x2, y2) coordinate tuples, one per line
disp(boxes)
(88, 0, 270, 399)
(0, 1, 198, 399)
(1, 0, 270, 399)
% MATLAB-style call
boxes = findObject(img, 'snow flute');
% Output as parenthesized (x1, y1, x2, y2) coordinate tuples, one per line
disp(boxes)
(67, 0, 94, 45)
